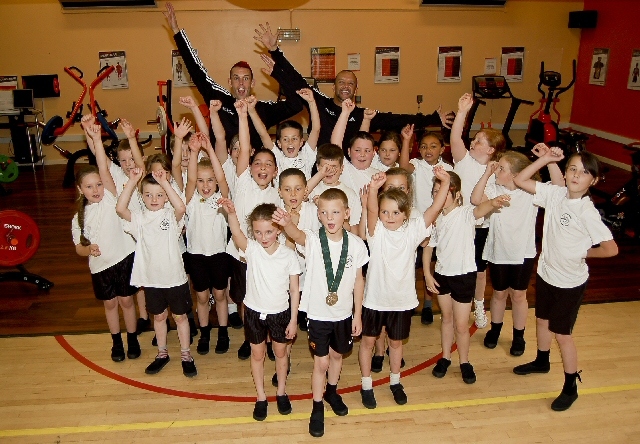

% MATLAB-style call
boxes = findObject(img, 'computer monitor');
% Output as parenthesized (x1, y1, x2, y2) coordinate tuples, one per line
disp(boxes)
(13, 89, 34, 109)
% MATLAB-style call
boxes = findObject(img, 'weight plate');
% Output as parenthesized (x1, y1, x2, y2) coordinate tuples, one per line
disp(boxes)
(156, 106, 167, 136)
(0, 155, 19, 183)
(41, 115, 64, 145)
(96, 112, 119, 142)
(0, 210, 41, 267)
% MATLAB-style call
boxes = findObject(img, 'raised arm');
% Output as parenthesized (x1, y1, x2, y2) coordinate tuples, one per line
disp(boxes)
(272, 207, 307, 246)
(473, 194, 511, 220)
(330, 99, 355, 146)
(398, 124, 415, 173)
(298, 88, 320, 149)
(84, 118, 116, 196)
(306, 163, 333, 196)
(171, 117, 193, 192)
(235, 100, 251, 176)
(424, 167, 450, 226)
(515, 144, 564, 194)
(154, 169, 186, 222)
(209, 100, 229, 166)
(246, 95, 274, 149)
(450, 93, 473, 163)
(359, 109, 377, 132)
(219, 198, 248, 252)
(116, 168, 143, 222)
(179, 96, 209, 134)
(470, 161, 496, 205)
(201, 132, 229, 198)
(81, 115, 98, 157)
(366, 173, 386, 237)
(532, 143, 565, 186)
(185, 135, 201, 204)
(120, 118, 145, 169)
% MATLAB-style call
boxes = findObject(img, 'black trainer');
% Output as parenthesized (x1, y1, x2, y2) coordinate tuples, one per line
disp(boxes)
(421, 306, 434, 325)
(276, 394, 292, 415)
(182, 359, 197, 378)
(460, 363, 476, 384)
(513, 360, 550, 375)
(151, 335, 157, 347)
(266, 342, 275, 362)
(111, 343, 125, 362)
(126, 335, 141, 360)
(272, 359, 291, 387)
(323, 391, 348, 416)
(197, 335, 210, 355)
(238, 340, 251, 360)
(253, 400, 268, 421)
(371, 355, 384, 373)
(385, 348, 405, 368)
(551, 391, 578, 411)
(309, 403, 324, 438)
(215, 336, 230, 354)
(145, 355, 170, 375)
(360, 388, 377, 409)
(432, 357, 451, 378)
(136, 317, 151, 335)
(229, 312, 243, 329)
(484, 329, 500, 349)
(510, 337, 526, 356)
(390, 383, 408, 405)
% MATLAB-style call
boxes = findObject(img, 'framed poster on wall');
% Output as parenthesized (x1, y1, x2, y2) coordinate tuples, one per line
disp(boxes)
(99, 51, 128, 90)
(311, 47, 336, 83)
(501, 47, 525, 82)
(374, 47, 400, 84)
(589, 48, 609, 86)
(437, 47, 462, 83)
(172, 50, 194, 87)
(627, 49, 640, 91)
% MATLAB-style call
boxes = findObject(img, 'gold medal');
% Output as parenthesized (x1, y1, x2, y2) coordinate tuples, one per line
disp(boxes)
(200, 197, 206, 203)
(326, 291, 338, 306)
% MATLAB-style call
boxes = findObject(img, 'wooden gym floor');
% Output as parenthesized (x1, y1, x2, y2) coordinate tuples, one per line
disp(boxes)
(1, 164, 639, 443)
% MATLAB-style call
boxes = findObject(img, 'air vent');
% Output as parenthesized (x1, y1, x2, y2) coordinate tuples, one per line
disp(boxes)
(60, 0, 156, 8)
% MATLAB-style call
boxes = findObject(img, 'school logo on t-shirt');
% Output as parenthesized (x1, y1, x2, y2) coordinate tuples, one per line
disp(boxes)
(160, 218, 170, 231)
(291, 158, 304, 169)
(345, 255, 353, 268)
(560, 213, 571, 227)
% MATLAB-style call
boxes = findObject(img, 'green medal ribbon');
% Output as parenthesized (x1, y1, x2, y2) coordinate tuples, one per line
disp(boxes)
(319, 227, 349, 306)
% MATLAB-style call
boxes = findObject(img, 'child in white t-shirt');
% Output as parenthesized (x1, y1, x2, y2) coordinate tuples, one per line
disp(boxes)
(471, 146, 564, 357)
(450, 93, 507, 330)
(219, 199, 301, 422)
(423, 171, 510, 385)
(248, 89, 320, 182)
(360, 109, 401, 171)
(330, 99, 381, 193)
(227, 99, 281, 360)
(358, 168, 449, 408)
(72, 122, 139, 363)
(513, 148, 618, 412)
(116, 167, 196, 378)
(183, 132, 231, 356)
(273, 188, 369, 438)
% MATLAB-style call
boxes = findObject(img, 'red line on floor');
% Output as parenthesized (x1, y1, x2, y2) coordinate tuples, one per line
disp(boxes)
(55, 325, 475, 403)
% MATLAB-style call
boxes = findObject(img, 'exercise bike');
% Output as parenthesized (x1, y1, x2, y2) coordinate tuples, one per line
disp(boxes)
(462, 74, 534, 150)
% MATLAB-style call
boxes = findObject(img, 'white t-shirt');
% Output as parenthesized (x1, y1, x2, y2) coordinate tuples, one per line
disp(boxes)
(226, 168, 281, 261)
(283, 201, 321, 289)
(298, 229, 369, 321)
(534, 182, 613, 288)
(482, 183, 538, 264)
(273, 142, 316, 182)
(185, 190, 227, 256)
(221, 156, 237, 199)
(243, 239, 301, 314)
(454, 152, 495, 228)
(340, 161, 381, 195)
(364, 218, 431, 311)
(410, 158, 454, 214)
(71, 189, 136, 274)
(371, 153, 397, 172)
(109, 162, 144, 213)
(309, 181, 362, 226)
(429, 205, 483, 276)
(123, 207, 187, 288)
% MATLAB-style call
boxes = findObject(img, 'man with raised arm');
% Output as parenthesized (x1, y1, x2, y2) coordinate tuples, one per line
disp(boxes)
(164, 3, 304, 149)
(254, 23, 455, 154)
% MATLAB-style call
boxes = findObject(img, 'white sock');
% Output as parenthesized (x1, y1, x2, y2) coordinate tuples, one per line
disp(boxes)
(228, 303, 238, 314)
(361, 376, 373, 390)
(390, 372, 401, 386)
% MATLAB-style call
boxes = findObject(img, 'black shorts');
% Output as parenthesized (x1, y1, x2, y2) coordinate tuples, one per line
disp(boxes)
(434, 271, 476, 303)
(488, 258, 536, 292)
(229, 256, 247, 304)
(244, 306, 292, 344)
(186, 252, 231, 293)
(145, 282, 192, 316)
(474, 227, 489, 272)
(91, 253, 137, 301)
(535, 275, 586, 335)
(182, 252, 191, 276)
(361, 307, 413, 341)
(307, 317, 353, 357)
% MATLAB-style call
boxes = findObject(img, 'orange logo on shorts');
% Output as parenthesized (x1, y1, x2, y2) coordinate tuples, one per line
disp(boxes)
(309, 342, 316, 350)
